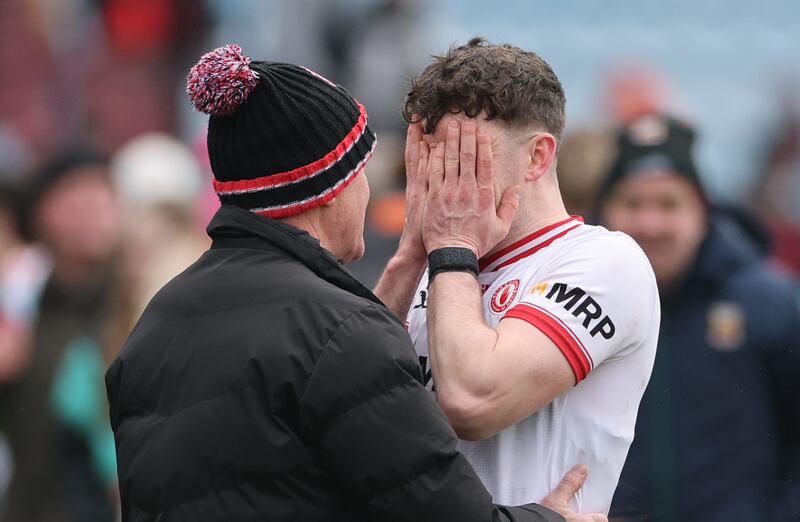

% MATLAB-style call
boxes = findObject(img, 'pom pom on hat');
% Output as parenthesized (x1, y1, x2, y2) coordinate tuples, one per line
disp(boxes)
(187, 44, 259, 116)
(189, 45, 377, 220)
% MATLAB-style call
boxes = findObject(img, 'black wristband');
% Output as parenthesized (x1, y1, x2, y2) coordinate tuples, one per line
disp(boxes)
(428, 247, 480, 283)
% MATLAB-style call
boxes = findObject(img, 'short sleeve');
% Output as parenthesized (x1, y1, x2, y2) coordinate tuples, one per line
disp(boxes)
(503, 233, 659, 384)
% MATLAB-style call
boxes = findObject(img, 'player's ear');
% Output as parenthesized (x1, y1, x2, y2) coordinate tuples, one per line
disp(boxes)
(524, 133, 558, 183)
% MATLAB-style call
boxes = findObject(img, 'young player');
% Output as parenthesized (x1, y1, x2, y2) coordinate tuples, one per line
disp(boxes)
(375, 38, 660, 514)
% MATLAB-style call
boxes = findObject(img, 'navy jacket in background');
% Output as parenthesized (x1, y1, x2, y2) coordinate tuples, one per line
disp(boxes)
(610, 213, 800, 521)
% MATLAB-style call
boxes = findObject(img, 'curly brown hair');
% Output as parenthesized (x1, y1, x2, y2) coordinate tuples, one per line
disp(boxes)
(402, 37, 566, 140)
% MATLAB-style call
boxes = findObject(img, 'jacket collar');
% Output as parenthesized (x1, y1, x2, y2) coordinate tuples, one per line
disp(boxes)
(207, 205, 383, 306)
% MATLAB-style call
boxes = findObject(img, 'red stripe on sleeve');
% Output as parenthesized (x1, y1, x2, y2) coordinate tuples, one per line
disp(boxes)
(504, 303, 592, 383)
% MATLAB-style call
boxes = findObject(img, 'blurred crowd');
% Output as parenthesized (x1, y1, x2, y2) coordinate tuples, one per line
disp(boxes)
(0, 1, 798, 521)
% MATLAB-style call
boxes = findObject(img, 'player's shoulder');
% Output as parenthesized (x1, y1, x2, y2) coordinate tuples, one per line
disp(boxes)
(558, 225, 660, 355)
(546, 224, 660, 326)
(564, 221, 641, 251)
(554, 223, 653, 276)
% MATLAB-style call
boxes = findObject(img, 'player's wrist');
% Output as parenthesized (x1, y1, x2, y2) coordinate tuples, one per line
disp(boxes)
(427, 247, 480, 283)
(424, 237, 480, 257)
(389, 244, 428, 272)
(395, 234, 427, 265)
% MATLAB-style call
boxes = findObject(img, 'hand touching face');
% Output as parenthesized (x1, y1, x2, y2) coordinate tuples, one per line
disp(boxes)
(420, 118, 520, 257)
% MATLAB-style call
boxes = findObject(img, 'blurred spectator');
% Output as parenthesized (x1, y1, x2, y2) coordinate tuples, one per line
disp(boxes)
(86, 0, 211, 153)
(0, 179, 50, 382)
(85, 52, 179, 155)
(555, 129, 615, 216)
(111, 133, 203, 212)
(107, 132, 209, 347)
(0, 0, 63, 159)
(100, 0, 210, 60)
(751, 101, 800, 276)
(0, 176, 50, 509)
(559, 64, 671, 217)
(1, 151, 122, 522)
(1, 0, 211, 160)
(0, 124, 34, 179)
(598, 115, 800, 521)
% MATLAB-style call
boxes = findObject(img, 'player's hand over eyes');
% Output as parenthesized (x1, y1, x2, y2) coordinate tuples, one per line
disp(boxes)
(421, 118, 520, 257)
(397, 118, 428, 263)
(540, 465, 608, 522)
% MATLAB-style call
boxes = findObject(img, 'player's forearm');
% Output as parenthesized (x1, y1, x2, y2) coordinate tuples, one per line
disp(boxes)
(427, 271, 502, 438)
(373, 250, 427, 320)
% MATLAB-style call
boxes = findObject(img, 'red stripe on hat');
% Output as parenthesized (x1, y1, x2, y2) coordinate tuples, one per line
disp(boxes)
(214, 103, 368, 194)
(250, 144, 374, 219)
(479, 216, 583, 271)
(504, 303, 592, 383)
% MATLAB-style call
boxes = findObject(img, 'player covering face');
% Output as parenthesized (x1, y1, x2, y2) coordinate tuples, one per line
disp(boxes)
(373, 38, 659, 515)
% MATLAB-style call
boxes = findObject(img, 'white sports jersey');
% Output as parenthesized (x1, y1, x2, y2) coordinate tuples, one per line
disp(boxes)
(408, 216, 659, 513)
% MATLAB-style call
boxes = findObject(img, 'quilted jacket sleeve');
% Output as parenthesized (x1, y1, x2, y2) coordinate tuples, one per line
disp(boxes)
(299, 304, 563, 522)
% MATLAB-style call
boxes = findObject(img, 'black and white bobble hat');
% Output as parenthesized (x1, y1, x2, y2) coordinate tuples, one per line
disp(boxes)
(187, 44, 376, 218)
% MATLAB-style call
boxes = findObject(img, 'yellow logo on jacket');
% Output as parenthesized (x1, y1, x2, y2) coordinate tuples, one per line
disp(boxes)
(707, 302, 745, 351)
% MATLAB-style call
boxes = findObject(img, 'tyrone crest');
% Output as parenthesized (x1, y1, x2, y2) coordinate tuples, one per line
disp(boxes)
(490, 279, 520, 313)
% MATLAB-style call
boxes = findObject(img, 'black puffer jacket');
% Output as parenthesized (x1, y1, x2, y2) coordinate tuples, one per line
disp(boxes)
(106, 205, 562, 522)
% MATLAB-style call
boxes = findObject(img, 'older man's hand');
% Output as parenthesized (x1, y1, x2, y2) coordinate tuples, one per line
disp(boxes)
(541, 465, 609, 522)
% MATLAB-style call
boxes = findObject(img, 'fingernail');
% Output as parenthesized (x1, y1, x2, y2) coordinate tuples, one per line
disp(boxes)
(464, 120, 476, 129)
(449, 120, 459, 129)
(477, 127, 487, 136)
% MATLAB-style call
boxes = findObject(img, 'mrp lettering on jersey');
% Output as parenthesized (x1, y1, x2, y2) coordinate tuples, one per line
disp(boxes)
(544, 282, 616, 339)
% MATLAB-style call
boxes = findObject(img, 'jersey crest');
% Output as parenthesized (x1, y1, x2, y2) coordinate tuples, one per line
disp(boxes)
(490, 279, 520, 313)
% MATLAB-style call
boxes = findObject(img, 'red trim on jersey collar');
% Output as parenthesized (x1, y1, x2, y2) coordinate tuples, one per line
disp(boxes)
(479, 216, 576, 270)
(504, 303, 593, 383)
(491, 223, 582, 272)
(480, 216, 584, 273)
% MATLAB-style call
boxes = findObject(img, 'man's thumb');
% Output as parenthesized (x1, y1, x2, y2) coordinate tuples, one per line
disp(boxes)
(497, 185, 521, 227)
(547, 464, 588, 505)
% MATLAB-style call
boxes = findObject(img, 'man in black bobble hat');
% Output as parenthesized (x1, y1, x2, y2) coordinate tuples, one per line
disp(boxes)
(600, 114, 800, 521)
(598, 114, 707, 290)
(598, 114, 703, 204)
(106, 45, 602, 522)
